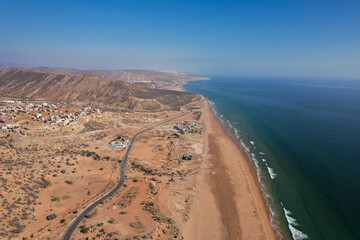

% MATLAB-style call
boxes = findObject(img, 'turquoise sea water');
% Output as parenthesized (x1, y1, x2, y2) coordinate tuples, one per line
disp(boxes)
(183, 77, 360, 240)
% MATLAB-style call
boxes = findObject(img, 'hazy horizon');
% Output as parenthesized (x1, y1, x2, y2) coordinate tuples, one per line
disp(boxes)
(1, 0, 360, 79)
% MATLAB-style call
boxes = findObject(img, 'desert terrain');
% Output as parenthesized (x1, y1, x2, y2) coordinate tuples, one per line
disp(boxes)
(0, 97, 207, 239)
(0, 68, 275, 240)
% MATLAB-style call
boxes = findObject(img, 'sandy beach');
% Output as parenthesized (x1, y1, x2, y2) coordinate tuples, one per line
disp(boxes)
(184, 102, 276, 240)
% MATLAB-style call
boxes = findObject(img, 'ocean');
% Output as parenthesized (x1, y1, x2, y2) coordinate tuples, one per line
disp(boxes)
(183, 77, 360, 240)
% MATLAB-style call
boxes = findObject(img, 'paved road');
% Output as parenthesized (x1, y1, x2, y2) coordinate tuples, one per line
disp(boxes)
(60, 110, 191, 240)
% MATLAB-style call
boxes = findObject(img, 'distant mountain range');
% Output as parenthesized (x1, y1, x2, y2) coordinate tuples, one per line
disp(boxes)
(0, 64, 209, 87)
(0, 68, 203, 110)
(33, 66, 209, 85)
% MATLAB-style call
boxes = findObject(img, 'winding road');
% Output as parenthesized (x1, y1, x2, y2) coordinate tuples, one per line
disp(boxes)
(59, 110, 191, 240)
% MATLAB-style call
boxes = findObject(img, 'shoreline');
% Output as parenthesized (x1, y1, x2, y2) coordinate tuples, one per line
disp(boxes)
(206, 100, 277, 239)
(205, 101, 276, 239)
(181, 81, 276, 239)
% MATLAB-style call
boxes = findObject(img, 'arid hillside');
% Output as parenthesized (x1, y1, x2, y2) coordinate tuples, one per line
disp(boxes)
(0, 68, 202, 110)
(33, 66, 209, 86)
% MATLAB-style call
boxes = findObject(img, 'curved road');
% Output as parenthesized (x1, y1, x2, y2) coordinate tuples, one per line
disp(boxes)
(60, 110, 191, 240)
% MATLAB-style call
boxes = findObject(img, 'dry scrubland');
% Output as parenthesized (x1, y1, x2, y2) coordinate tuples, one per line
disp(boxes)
(0, 98, 206, 239)
(0, 68, 275, 240)
(0, 69, 202, 111)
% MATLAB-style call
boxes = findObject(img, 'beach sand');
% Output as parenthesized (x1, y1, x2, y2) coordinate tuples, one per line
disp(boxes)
(183, 102, 276, 240)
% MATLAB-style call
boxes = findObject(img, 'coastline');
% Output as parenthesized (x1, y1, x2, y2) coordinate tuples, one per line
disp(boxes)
(206, 101, 276, 239)
(183, 98, 276, 239)
(180, 80, 276, 239)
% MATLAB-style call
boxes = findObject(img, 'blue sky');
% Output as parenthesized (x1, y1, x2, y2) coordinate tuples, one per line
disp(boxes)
(1, 0, 360, 79)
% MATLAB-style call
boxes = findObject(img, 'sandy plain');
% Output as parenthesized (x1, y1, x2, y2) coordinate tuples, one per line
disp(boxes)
(0, 97, 275, 239)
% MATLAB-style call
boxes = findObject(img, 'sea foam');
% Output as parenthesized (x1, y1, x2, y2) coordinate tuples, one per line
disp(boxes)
(226, 119, 241, 139)
(241, 141, 250, 152)
(208, 99, 283, 239)
(265, 163, 277, 180)
(281, 203, 308, 240)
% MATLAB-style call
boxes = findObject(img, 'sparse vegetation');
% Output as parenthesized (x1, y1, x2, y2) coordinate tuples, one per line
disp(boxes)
(129, 217, 145, 233)
(51, 196, 60, 201)
(0, 69, 201, 110)
(0, 79, 205, 239)
(46, 214, 56, 220)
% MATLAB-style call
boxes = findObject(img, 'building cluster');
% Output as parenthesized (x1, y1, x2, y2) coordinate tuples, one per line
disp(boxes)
(126, 80, 163, 89)
(173, 121, 199, 134)
(0, 100, 101, 131)
(127, 80, 152, 84)
(150, 84, 163, 89)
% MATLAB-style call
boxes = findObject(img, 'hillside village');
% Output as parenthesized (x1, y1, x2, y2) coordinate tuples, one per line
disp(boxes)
(0, 99, 100, 133)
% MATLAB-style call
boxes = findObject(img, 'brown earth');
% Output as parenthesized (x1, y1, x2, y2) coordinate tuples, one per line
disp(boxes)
(0, 81, 276, 239)
(67, 105, 206, 239)
(0, 101, 189, 239)
(0, 68, 202, 110)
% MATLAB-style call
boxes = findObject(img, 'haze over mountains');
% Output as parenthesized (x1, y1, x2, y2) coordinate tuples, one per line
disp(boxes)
(0, 64, 208, 86)
(33, 66, 209, 84)
(0, 68, 203, 110)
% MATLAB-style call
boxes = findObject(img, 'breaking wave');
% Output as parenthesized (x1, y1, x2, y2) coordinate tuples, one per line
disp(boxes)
(207, 99, 296, 239)
(281, 203, 308, 240)
(265, 163, 277, 180)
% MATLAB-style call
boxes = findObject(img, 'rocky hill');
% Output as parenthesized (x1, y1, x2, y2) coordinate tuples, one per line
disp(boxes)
(0, 68, 202, 110)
